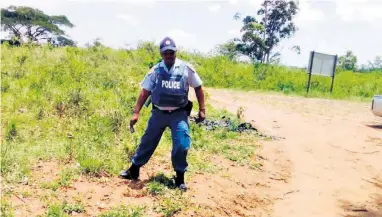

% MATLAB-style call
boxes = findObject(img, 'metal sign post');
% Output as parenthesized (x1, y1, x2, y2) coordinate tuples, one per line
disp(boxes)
(306, 51, 337, 94)
(330, 55, 338, 93)
(306, 51, 315, 93)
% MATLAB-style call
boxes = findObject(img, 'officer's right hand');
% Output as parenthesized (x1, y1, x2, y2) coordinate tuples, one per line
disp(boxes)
(195, 110, 206, 123)
(130, 113, 139, 126)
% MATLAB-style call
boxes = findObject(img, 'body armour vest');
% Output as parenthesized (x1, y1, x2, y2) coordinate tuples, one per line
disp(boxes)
(151, 62, 189, 108)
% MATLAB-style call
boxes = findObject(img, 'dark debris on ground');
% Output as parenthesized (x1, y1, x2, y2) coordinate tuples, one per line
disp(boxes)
(190, 116, 285, 140)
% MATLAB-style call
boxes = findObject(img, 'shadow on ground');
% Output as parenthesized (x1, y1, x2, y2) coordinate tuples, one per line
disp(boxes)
(149, 172, 176, 186)
(366, 124, 382, 130)
(339, 177, 382, 217)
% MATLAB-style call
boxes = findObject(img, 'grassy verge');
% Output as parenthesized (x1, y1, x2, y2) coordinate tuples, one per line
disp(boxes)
(1, 44, 261, 216)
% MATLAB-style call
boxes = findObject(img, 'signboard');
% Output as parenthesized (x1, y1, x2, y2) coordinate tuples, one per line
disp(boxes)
(307, 52, 337, 77)
(306, 51, 338, 93)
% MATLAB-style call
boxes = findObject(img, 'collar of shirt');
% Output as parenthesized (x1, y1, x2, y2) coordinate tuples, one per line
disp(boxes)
(159, 58, 182, 73)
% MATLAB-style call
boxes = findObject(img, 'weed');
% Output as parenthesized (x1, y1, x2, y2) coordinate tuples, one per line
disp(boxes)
(58, 167, 80, 187)
(1, 197, 15, 217)
(155, 190, 190, 217)
(6, 121, 17, 141)
(146, 181, 166, 196)
(62, 201, 85, 214)
(41, 181, 60, 191)
(46, 203, 68, 217)
(98, 205, 145, 217)
(146, 173, 175, 196)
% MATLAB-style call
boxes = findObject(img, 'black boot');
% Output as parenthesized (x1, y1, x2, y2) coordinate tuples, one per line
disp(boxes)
(174, 171, 187, 192)
(119, 163, 140, 180)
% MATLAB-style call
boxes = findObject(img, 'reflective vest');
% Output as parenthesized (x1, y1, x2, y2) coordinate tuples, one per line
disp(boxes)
(151, 63, 189, 108)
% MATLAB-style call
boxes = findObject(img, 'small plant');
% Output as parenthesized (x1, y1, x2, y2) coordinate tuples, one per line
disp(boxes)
(58, 167, 80, 187)
(110, 111, 123, 134)
(145, 173, 175, 196)
(150, 173, 174, 188)
(146, 181, 166, 196)
(40, 168, 79, 191)
(1, 197, 15, 217)
(41, 180, 60, 191)
(62, 201, 85, 214)
(98, 205, 145, 217)
(6, 121, 17, 141)
(236, 106, 244, 119)
(46, 203, 68, 217)
(156, 190, 189, 217)
(78, 157, 105, 177)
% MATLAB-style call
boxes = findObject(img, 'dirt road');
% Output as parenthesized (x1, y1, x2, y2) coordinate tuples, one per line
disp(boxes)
(206, 88, 382, 217)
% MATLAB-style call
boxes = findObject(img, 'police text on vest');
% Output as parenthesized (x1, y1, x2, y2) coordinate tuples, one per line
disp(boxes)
(162, 80, 181, 89)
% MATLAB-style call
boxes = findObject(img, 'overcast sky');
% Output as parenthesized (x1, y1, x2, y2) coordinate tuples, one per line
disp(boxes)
(1, 0, 381, 67)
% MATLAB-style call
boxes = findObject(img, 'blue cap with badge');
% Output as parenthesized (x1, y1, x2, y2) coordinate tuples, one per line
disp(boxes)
(159, 37, 177, 52)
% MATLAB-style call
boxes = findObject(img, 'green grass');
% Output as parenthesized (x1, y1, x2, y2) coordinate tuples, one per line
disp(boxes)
(1, 197, 15, 217)
(40, 167, 80, 191)
(146, 172, 175, 196)
(98, 205, 145, 217)
(45, 203, 68, 217)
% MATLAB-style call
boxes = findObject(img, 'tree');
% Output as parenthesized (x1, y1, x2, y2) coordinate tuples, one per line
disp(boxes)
(53, 36, 75, 46)
(369, 56, 382, 70)
(1, 5, 75, 45)
(338, 50, 357, 71)
(233, 0, 299, 63)
(234, 15, 266, 62)
(215, 40, 240, 61)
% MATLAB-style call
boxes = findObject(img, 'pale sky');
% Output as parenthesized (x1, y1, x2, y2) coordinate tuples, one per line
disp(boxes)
(1, 0, 381, 67)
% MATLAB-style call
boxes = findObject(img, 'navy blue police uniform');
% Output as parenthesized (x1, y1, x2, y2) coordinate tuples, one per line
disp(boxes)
(120, 37, 203, 192)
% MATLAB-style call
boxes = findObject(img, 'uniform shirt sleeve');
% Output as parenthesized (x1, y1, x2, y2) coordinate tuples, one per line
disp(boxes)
(186, 63, 203, 88)
(140, 65, 158, 91)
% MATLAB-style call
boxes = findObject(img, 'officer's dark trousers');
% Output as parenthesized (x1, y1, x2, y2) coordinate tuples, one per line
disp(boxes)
(131, 108, 191, 172)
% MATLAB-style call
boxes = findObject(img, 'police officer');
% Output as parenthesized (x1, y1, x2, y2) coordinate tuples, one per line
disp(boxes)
(120, 37, 206, 192)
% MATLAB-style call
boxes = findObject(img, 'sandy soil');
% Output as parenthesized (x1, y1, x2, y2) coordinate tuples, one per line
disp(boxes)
(206, 88, 382, 217)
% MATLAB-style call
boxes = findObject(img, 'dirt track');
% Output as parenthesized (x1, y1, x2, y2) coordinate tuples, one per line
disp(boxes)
(206, 88, 382, 217)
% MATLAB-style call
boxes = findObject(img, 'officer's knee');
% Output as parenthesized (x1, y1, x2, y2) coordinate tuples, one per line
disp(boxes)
(174, 130, 191, 151)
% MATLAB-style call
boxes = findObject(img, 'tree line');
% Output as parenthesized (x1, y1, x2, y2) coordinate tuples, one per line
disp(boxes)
(337, 50, 381, 73)
(1, 2, 380, 73)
